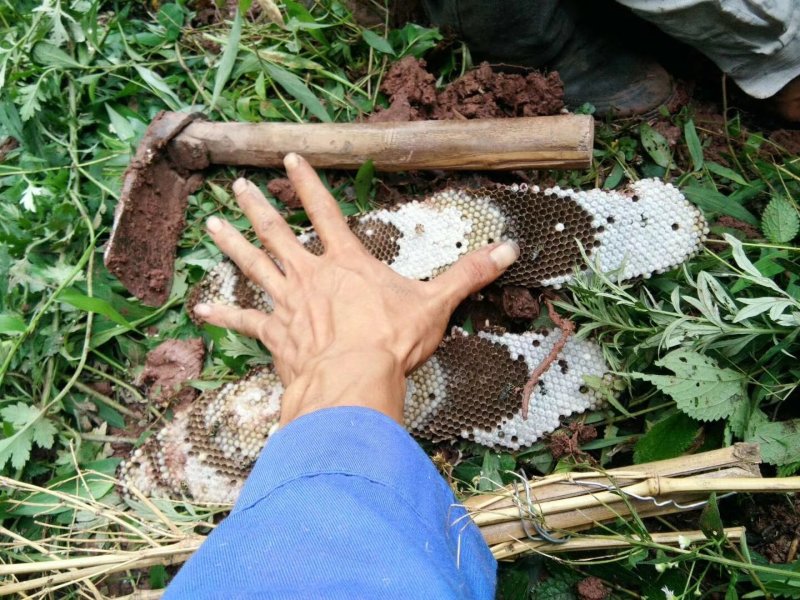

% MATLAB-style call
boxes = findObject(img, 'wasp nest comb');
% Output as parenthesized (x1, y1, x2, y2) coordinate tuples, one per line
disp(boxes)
(120, 329, 610, 504)
(188, 178, 707, 312)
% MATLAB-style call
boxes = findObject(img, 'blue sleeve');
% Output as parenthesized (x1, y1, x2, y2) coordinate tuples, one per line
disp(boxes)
(163, 407, 497, 600)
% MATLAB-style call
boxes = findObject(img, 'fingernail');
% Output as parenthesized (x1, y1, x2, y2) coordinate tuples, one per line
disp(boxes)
(206, 216, 223, 233)
(233, 178, 248, 195)
(489, 241, 520, 269)
(284, 152, 300, 169)
(194, 303, 212, 317)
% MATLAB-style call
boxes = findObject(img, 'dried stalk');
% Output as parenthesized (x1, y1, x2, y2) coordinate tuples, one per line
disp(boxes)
(490, 527, 745, 560)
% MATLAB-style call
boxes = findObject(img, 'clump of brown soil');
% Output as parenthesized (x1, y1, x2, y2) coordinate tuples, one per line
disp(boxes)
(576, 577, 610, 600)
(717, 215, 761, 239)
(135, 338, 205, 408)
(746, 494, 800, 563)
(368, 57, 438, 123)
(368, 57, 564, 122)
(768, 129, 800, 155)
(435, 62, 564, 119)
(501, 286, 539, 320)
(268, 177, 301, 208)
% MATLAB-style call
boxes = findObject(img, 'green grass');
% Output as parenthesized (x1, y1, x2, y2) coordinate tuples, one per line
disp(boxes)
(1, 0, 799, 597)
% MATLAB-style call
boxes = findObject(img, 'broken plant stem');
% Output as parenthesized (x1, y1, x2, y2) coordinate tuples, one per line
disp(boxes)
(73, 381, 139, 419)
(520, 298, 575, 419)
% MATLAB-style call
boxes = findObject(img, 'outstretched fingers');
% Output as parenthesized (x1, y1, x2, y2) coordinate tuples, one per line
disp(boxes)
(284, 153, 357, 251)
(206, 216, 285, 297)
(431, 241, 520, 310)
(232, 178, 304, 265)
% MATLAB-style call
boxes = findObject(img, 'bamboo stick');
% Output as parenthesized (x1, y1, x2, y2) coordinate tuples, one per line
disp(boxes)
(471, 473, 798, 529)
(465, 443, 760, 514)
(0, 547, 198, 597)
(476, 467, 767, 546)
(490, 527, 745, 560)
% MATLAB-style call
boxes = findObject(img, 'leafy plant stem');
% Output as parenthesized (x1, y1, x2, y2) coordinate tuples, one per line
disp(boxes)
(174, 42, 215, 108)
(83, 363, 145, 403)
(72, 381, 138, 419)
(0, 242, 95, 386)
(720, 74, 747, 176)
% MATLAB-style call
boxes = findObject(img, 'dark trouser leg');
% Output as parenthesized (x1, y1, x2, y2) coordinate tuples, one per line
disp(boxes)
(422, 0, 574, 68)
(421, 0, 674, 117)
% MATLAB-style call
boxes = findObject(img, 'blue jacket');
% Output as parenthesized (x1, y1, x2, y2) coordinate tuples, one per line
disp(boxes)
(164, 407, 497, 599)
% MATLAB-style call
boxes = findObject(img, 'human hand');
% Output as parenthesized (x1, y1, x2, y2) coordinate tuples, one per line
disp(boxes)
(193, 153, 519, 426)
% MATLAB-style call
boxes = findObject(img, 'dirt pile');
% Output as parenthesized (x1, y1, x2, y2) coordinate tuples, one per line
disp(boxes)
(747, 494, 800, 563)
(368, 57, 564, 123)
(576, 576, 610, 600)
(135, 338, 205, 408)
(267, 177, 301, 208)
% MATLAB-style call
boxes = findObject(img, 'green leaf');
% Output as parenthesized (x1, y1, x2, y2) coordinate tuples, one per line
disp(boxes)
(748, 419, 800, 465)
(634, 411, 700, 464)
(31, 42, 81, 68)
(218, 331, 270, 363)
(59, 288, 133, 328)
(361, 29, 395, 55)
(264, 63, 331, 122)
(18, 83, 42, 122)
(134, 66, 182, 110)
(733, 297, 794, 323)
(157, 3, 184, 41)
(354, 159, 374, 212)
(603, 162, 624, 189)
(211, 9, 243, 111)
(0, 403, 54, 470)
(706, 161, 748, 186)
(762, 196, 800, 244)
(683, 185, 758, 226)
(699, 492, 726, 541)
(105, 104, 136, 142)
(684, 119, 704, 171)
(150, 564, 168, 589)
(6, 469, 116, 517)
(479, 451, 502, 491)
(632, 349, 746, 421)
(640, 123, 671, 168)
(0, 313, 26, 335)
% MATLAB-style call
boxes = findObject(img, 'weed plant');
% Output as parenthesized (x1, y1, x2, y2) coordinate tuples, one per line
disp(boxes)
(0, 0, 798, 597)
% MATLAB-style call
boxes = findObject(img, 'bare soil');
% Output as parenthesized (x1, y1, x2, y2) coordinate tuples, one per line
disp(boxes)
(576, 576, 610, 600)
(745, 494, 800, 563)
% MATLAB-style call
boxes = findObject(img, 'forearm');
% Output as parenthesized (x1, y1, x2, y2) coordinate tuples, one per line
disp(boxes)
(279, 351, 406, 426)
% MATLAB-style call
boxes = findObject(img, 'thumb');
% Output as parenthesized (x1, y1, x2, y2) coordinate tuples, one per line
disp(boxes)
(431, 241, 520, 308)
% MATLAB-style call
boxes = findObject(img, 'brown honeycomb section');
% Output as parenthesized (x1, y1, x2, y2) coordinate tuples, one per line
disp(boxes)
(482, 187, 597, 285)
(350, 218, 402, 263)
(423, 335, 528, 440)
(234, 273, 268, 310)
(301, 217, 402, 263)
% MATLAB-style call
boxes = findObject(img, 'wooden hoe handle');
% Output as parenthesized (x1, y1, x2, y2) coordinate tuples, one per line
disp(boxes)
(169, 114, 594, 171)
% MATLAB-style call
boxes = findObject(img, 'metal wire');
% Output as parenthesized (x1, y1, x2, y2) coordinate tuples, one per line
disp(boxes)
(511, 470, 570, 544)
